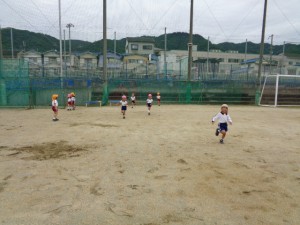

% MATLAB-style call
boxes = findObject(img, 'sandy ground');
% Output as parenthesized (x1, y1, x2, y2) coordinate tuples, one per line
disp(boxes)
(0, 105, 299, 225)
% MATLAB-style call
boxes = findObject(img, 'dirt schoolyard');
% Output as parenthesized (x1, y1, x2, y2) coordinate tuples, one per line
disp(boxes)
(0, 105, 299, 225)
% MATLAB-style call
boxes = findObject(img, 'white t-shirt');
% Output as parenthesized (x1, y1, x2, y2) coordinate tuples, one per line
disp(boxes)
(67, 97, 71, 103)
(212, 112, 232, 123)
(120, 100, 128, 106)
(131, 96, 136, 101)
(71, 97, 76, 102)
(157, 95, 161, 100)
(146, 99, 153, 104)
(52, 100, 58, 107)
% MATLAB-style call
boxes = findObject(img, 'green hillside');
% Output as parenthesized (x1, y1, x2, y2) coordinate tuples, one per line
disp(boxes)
(1, 28, 300, 57)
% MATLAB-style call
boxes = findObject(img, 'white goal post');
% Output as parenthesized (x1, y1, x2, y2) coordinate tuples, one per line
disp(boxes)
(259, 74, 300, 107)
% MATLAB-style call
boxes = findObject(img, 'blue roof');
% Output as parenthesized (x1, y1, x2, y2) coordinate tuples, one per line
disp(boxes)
(240, 58, 259, 64)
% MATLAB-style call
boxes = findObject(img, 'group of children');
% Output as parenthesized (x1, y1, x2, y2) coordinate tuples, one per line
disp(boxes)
(119, 92, 160, 119)
(51, 92, 76, 121)
(121, 95, 232, 143)
(51, 92, 233, 144)
(67, 92, 76, 111)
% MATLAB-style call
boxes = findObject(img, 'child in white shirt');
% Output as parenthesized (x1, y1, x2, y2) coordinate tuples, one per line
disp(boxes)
(67, 93, 72, 111)
(120, 95, 128, 119)
(146, 94, 153, 115)
(131, 93, 136, 108)
(156, 92, 161, 106)
(51, 94, 59, 121)
(212, 104, 233, 144)
(71, 92, 76, 110)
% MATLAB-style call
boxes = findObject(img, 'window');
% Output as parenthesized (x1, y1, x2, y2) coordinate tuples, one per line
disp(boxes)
(85, 58, 92, 67)
(49, 57, 57, 64)
(128, 59, 144, 64)
(288, 69, 296, 75)
(228, 58, 240, 63)
(131, 44, 138, 50)
(28, 57, 37, 63)
(143, 45, 152, 50)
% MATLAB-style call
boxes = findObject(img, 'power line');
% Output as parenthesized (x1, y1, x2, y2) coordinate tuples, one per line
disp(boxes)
(0, 0, 60, 50)
(125, 0, 150, 33)
(225, 0, 261, 42)
(1, 0, 37, 30)
(28, 0, 53, 25)
(202, 0, 228, 40)
(273, 0, 300, 37)
(149, 0, 181, 32)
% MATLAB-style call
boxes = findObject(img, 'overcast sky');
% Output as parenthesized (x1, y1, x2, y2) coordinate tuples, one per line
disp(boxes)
(0, 0, 299, 45)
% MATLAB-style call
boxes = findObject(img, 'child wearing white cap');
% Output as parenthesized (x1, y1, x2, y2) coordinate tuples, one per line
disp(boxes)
(212, 104, 233, 144)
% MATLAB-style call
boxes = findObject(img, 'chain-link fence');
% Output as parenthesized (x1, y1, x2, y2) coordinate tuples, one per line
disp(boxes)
(0, 59, 260, 107)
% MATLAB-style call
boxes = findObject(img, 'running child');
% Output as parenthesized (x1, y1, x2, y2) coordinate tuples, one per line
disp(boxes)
(131, 93, 136, 108)
(67, 93, 72, 110)
(146, 94, 153, 115)
(156, 92, 161, 106)
(71, 92, 76, 110)
(211, 104, 233, 144)
(51, 94, 59, 121)
(120, 95, 128, 119)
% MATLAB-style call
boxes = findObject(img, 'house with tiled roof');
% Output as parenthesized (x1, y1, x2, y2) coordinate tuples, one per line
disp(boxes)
(125, 37, 155, 55)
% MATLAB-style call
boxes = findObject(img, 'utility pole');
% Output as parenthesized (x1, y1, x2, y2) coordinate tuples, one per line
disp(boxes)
(114, 31, 116, 55)
(256, 0, 268, 105)
(63, 29, 66, 69)
(281, 41, 285, 74)
(102, 0, 108, 105)
(11, 28, 14, 59)
(244, 38, 248, 61)
(164, 27, 167, 77)
(207, 36, 210, 78)
(58, 0, 63, 78)
(66, 23, 74, 62)
(186, 0, 193, 103)
(58, 0, 64, 109)
(187, 0, 193, 82)
(0, 26, 3, 73)
(269, 34, 273, 74)
(0, 26, 3, 60)
(0, 26, 6, 106)
(114, 31, 116, 77)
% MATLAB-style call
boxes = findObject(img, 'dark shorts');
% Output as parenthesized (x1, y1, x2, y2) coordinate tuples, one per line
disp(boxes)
(219, 123, 228, 132)
(147, 103, 152, 107)
(52, 106, 58, 112)
(121, 106, 127, 111)
(132, 100, 135, 104)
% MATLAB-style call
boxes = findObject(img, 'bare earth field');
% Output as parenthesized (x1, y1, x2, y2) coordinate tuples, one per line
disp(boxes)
(0, 105, 299, 225)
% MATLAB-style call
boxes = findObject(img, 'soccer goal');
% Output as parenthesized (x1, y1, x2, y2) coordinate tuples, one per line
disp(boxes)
(259, 74, 300, 107)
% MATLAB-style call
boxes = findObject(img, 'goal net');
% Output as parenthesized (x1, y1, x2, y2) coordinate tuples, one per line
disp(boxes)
(259, 74, 300, 107)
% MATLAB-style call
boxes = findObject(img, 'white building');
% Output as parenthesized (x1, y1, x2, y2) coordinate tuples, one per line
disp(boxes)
(158, 49, 300, 79)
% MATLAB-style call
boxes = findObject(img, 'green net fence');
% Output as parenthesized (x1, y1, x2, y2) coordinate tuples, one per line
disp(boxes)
(0, 59, 257, 107)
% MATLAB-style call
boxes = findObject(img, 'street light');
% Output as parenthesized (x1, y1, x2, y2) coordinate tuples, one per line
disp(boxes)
(66, 23, 74, 64)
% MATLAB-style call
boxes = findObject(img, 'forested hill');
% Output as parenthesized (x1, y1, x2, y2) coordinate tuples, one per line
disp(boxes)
(1, 28, 300, 56)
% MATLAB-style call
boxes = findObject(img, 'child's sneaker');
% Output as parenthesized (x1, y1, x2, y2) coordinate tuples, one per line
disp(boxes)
(215, 128, 220, 136)
(220, 139, 224, 144)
